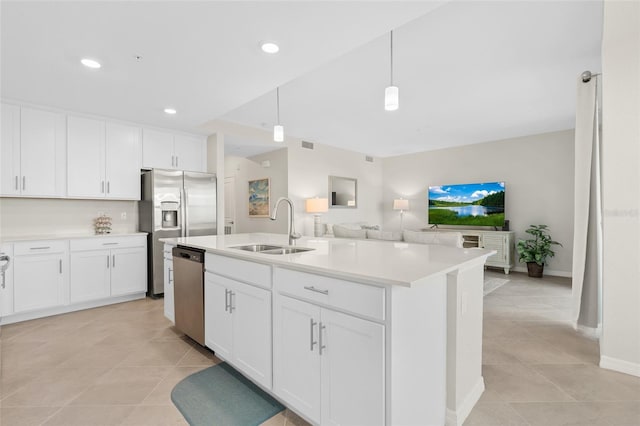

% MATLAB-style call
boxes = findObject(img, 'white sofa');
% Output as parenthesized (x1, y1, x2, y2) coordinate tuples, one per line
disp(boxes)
(330, 224, 463, 248)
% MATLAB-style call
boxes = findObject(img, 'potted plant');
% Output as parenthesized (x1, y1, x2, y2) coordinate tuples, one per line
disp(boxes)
(516, 224, 562, 278)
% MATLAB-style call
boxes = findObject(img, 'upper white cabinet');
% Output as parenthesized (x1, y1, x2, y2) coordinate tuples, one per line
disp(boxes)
(67, 116, 141, 200)
(142, 128, 206, 172)
(1, 104, 66, 197)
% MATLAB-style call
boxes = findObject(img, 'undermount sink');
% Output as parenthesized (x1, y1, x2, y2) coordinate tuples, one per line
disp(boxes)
(232, 244, 282, 252)
(260, 247, 314, 255)
(230, 244, 314, 255)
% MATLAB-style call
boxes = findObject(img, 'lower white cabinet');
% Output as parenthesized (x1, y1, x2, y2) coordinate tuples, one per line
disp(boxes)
(273, 294, 385, 425)
(13, 240, 68, 313)
(0, 243, 14, 318)
(69, 236, 146, 303)
(163, 244, 174, 323)
(204, 271, 272, 389)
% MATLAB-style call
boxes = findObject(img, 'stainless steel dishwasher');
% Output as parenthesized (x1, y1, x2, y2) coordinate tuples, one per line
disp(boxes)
(172, 246, 205, 346)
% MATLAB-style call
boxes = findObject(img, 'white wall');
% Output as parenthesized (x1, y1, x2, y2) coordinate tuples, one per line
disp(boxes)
(0, 198, 138, 238)
(600, 0, 640, 377)
(286, 141, 383, 236)
(225, 148, 288, 234)
(381, 130, 575, 276)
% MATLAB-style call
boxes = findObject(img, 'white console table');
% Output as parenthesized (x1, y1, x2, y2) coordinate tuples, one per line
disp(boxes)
(422, 229, 515, 274)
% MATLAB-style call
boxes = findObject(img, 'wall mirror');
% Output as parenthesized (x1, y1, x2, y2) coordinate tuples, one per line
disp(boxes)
(328, 176, 357, 208)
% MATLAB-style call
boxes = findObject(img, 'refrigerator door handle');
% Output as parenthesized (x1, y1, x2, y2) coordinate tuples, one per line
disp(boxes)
(184, 188, 189, 237)
(180, 187, 186, 238)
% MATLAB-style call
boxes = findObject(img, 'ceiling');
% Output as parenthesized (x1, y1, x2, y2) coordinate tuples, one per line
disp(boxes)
(1, 1, 602, 158)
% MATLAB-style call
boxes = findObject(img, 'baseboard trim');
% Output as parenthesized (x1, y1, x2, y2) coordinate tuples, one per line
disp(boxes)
(0, 293, 146, 325)
(445, 377, 485, 426)
(512, 266, 572, 278)
(600, 356, 640, 378)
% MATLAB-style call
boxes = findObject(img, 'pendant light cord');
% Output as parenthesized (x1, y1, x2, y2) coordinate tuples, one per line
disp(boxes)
(276, 87, 281, 125)
(390, 30, 394, 86)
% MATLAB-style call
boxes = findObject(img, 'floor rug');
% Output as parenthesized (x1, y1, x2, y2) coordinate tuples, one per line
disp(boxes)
(171, 362, 285, 426)
(484, 277, 510, 296)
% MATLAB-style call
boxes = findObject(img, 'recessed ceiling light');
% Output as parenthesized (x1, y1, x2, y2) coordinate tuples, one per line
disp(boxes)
(164, 108, 177, 115)
(261, 42, 279, 54)
(81, 58, 101, 69)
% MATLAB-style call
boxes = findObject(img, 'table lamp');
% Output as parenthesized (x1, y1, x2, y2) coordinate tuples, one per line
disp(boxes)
(393, 198, 409, 230)
(306, 197, 329, 237)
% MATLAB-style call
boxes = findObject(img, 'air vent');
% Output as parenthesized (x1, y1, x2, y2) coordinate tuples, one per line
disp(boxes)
(301, 141, 314, 150)
(365, 156, 374, 163)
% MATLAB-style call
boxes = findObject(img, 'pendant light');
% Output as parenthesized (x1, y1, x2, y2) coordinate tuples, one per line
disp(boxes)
(274, 87, 284, 142)
(385, 30, 399, 111)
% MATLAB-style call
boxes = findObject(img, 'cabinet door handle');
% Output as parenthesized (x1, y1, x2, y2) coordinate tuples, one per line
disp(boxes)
(22, 176, 25, 191)
(59, 259, 62, 274)
(175, 156, 179, 167)
(30, 246, 51, 250)
(14, 176, 18, 190)
(224, 289, 230, 312)
(310, 319, 318, 351)
(107, 181, 110, 194)
(229, 291, 235, 313)
(171, 155, 175, 167)
(112, 254, 115, 268)
(303, 286, 329, 295)
(168, 268, 173, 284)
(107, 255, 110, 268)
(319, 322, 326, 355)
(101, 181, 105, 193)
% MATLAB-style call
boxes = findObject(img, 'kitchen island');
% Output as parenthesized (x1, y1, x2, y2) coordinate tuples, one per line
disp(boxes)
(162, 233, 494, 426)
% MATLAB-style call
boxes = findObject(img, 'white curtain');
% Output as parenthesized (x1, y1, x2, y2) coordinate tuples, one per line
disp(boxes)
(572, 75, 602, 330)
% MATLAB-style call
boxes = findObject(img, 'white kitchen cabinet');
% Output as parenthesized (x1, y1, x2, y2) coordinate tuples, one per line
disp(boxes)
(0, 243, 14, 318)
(110, 246, 146, 296)
(69, 236, 146, 303)
(67, 116, 141, 200)
(13, 241, 68, 313)
(142, 128, 205, 172)
(163, 244, 175, 323)
(1, 104, 66, 197)
(70, 249, 111, 303)
(204, 271, 272, 389)
(273, 293, 384, 426)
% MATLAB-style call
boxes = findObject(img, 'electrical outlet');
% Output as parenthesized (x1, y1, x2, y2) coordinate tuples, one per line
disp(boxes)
(121, 212, 127, 220)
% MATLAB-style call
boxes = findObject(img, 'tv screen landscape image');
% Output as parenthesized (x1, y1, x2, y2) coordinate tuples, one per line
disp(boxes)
(428, 181, 505, 226)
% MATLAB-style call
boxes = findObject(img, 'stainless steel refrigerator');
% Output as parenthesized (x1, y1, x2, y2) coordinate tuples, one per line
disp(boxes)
(139, 169, 216, 297)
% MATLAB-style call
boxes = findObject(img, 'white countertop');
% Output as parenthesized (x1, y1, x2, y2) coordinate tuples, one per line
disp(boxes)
(1, 232, 147, 243)
(161, 233, 495, 287)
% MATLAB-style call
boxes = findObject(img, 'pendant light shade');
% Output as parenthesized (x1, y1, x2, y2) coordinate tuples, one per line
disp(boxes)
(274, 87, 284, 142)
(273, 124, 284, 142)
(384, 30, 399, 111)
(385, 86, 399, 111)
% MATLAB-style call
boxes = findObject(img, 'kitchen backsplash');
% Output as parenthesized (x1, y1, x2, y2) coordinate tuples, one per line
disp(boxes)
(0, 198, 139, 238)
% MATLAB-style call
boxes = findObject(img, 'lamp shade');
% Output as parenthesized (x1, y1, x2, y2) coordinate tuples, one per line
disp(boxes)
(273, 124, 284, 142)
(306, 198, 328, 213)
(393, 198, 409, 210)
(385, 86, 399, 111)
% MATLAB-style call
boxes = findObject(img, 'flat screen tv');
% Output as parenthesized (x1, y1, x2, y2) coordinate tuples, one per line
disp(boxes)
(428, 181, 505, 227)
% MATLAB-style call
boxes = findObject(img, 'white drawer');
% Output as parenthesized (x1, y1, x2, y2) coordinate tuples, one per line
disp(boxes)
(274, 268, 385, 321)
(205, 253, 271, 289)
(70, 235, 146, 252)
(14, 240, 67, 256)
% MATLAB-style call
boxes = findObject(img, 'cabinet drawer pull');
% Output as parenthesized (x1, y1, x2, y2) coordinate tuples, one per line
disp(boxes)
(102, 242, 118, 246)
(310, 318, 318, 351)
(319, 322, 326, 355)
(303, 286, 329, 295)
(30, 246, 51, 250)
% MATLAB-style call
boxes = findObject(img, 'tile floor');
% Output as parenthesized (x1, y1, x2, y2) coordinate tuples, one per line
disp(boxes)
(1, 271, 638, 426)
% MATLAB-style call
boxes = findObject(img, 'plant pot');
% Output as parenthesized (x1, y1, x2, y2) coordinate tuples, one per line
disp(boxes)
(526, 262, 544, 278)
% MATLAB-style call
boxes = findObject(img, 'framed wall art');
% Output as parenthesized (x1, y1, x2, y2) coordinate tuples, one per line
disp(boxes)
(248, 178, 270, 217)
